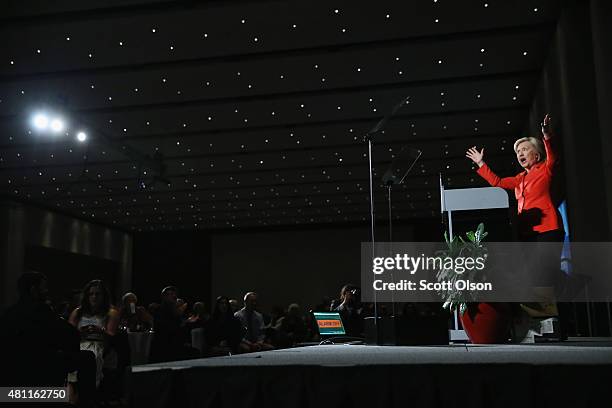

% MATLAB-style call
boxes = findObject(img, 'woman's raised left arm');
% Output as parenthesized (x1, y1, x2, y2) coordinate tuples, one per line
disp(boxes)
(542, 114, 556, 170)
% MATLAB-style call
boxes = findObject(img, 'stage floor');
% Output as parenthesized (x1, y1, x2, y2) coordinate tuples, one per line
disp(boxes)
(130, 343, 612, 408)
(132, 342, 612, 372)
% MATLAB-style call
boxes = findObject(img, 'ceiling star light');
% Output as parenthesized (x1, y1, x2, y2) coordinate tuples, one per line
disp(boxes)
(76, 131, 87, 142)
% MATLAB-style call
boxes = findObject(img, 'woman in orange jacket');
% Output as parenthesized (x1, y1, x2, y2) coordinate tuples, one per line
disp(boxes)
(467, 114, 568, 333)
(466, 114, 564, 242)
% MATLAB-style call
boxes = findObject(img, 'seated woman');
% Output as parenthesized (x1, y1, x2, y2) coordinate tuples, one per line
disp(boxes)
(185, 301, 209, 331)
(119, 292, 153, 332)
(204, 296, 243, 356)
(68, 280, 119, 389)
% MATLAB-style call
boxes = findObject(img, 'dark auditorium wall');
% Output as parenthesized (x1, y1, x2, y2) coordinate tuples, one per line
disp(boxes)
(132, 231, 212, 308)
(24, 245, 120, 307)
(210, 223, 416, 311)
(208, 214, 513, 310)
(131, 215, 514, 312)
(0, 200, 133, 310)
(131, 224, 414, 311)
(526, 0, 612, 241)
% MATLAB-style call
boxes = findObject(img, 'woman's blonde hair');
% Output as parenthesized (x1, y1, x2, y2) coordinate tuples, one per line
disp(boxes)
(513, 137, 545, 161)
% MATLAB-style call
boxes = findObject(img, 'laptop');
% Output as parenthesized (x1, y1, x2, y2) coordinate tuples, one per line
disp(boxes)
(312, 312, 346, 337)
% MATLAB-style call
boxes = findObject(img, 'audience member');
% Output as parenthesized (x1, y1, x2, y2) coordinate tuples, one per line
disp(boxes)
(56, 300, 73, 321)
(274, 303, 307, 347)
(0, 272, 96, 406)
(119, 292, 153, 332)
(149, 286, 198, 362)
(333, 284, 364, 337)
(303, 312, 320, 342)
(234, 292, 274, 352)
(204, 296, 243, 355)
(147, 302, 160, 322)
(186, 301, 209, 330)
(269, 305, 285, 327)
(176, 298, 189, 318)
(229, 298, 241, 314)
(68, 279, 120, 389)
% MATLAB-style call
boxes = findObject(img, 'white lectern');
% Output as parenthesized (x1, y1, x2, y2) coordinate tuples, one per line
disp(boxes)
(439, 175, 510, 341)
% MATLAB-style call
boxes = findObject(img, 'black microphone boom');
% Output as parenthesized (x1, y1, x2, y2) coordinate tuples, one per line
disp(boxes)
(364, 96, 410, 142)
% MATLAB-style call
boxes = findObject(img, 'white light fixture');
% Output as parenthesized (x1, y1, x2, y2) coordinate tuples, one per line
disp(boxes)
(50, 118, 64, 133)
(32, 113, 49, 130)
(76, 131, 87, 142)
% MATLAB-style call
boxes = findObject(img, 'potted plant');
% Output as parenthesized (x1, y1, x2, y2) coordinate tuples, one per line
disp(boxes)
(435, 223, 511, 344)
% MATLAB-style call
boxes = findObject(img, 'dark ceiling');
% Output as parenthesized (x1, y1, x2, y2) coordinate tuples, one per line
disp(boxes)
(0, 0, 560, 231)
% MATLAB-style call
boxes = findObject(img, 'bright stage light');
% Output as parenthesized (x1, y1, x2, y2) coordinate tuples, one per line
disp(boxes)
(76, 131, 87, 142)
(50, 118, 64, 133)
(32, 113, 49, 130)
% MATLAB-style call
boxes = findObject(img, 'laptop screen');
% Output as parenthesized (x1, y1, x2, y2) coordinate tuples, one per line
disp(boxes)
(313, 312, 346, 336)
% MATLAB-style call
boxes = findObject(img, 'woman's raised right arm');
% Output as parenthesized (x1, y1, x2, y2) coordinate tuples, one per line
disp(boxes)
(477, 163, 520, 190)
(466, 146, 520, 190)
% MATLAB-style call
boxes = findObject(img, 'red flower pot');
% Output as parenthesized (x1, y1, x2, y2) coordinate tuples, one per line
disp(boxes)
(459, 303, 511, 344)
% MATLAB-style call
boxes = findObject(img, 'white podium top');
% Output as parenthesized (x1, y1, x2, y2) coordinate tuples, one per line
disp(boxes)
(441, 187, 509, 212)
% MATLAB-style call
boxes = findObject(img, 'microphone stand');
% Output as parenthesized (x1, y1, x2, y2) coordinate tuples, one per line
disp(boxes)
(383, 147, 421, 319)
(363, 96, 410, 345)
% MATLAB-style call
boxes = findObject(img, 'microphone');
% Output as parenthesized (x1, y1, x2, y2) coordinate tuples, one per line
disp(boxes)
(364, 96, 410, 141)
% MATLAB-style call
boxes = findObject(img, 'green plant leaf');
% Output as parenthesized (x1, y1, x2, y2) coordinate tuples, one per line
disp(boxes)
(475, 223, 485, 242)
(436, 223, 489, 311)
